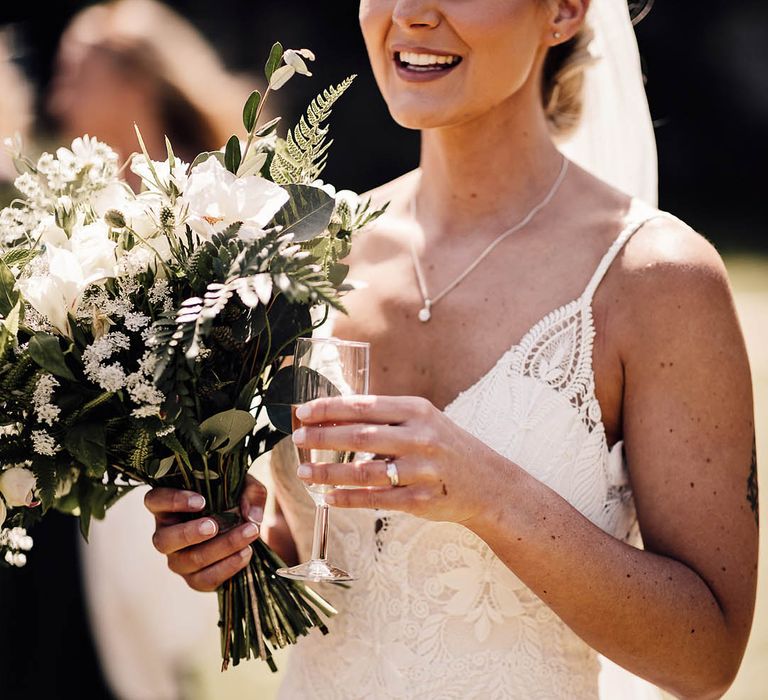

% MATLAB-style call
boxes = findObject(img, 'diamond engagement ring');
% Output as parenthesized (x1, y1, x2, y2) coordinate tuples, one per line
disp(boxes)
(385, 459, 400, 488)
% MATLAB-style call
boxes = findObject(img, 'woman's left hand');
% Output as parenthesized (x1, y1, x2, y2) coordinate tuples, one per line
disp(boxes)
(291, 395, 501, 524)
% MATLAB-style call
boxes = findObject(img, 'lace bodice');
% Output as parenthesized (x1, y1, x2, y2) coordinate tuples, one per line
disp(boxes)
(271, 198, 670, 699)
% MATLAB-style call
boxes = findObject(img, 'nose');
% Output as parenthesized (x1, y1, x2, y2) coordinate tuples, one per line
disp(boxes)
(392, 0, 441, 30)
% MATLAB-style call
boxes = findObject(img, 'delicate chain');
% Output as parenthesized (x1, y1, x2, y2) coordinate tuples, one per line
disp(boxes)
(408, 156, 569, 321)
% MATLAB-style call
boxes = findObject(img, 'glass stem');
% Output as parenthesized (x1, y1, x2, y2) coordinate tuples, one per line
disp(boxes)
(310, 504, 330, 562)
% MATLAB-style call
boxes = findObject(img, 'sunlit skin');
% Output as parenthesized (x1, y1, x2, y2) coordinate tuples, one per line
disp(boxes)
(144, 2, 758, 696)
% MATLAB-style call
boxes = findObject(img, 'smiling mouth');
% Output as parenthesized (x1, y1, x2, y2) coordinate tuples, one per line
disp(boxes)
(394, 51, 463, 73)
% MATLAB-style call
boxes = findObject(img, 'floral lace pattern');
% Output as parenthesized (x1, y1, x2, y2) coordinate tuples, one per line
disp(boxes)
(272, 200, 668, 699)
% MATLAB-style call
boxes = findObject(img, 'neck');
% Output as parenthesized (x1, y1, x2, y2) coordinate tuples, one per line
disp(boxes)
(415, 87, 564, 238)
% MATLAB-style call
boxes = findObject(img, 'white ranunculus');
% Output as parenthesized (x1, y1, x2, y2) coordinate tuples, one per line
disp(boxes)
(18, 241, 117, 336)
(184, 156, 288, 240)
(0, 497, 6, 528)
(0, 467, 37, 507)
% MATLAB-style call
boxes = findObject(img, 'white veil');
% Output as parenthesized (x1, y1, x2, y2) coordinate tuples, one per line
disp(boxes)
(558, 0, 659, 207)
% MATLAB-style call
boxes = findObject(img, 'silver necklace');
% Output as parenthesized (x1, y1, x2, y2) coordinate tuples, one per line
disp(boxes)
(409, 156, 569, 322)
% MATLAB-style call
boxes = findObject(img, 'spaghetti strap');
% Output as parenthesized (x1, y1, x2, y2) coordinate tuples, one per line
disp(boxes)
(582, 198, 668, 303)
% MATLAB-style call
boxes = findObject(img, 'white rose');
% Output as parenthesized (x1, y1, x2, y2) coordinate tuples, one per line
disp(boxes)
(0, 467, 37, 507)
(185, 156, 288, 240)
(70, 221, 118, 279)
(0, 497, 6, 528)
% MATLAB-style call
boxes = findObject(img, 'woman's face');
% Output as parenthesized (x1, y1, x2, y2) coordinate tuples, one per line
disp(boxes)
(359, 0, 554, 130)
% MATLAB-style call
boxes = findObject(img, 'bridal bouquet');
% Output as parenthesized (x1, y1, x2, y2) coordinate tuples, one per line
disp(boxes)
(0, 43, 384, 671)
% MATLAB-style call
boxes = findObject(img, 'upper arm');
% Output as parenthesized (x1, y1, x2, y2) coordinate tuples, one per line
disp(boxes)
(617, 219, 757, 648)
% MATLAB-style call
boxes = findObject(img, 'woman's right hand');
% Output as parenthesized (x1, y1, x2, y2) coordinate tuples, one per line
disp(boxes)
(143, 474, 267, 592)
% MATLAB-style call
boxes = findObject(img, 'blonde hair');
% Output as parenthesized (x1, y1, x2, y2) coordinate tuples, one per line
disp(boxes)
(58, 0, 256, 156)
(541, 22, 597, 140)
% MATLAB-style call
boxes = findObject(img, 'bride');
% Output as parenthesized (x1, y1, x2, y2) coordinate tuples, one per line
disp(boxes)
(144, 0, 758, 697)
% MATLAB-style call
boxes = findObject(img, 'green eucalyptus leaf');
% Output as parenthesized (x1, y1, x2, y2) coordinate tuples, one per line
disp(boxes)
(191, 469, 220, 480)
(269, 184, 335, 243)
(66, 423, 107, 477)
(190, 151, 226, 172)
(328, 262, 350, 287)
(242, 90, 262, 132)
(224, 135, 242, 175)
(28, 333, 76, 381)
(0, 258, 19, 317)
(265, 41, 284, 81)
(200, 408, 257, 453)
(155, 456, 176, 479)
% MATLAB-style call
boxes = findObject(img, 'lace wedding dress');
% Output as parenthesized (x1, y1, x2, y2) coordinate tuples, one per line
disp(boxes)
(271, 198, 674, 699)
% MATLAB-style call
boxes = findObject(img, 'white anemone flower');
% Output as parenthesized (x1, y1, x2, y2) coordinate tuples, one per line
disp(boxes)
(0, 467, 37, 507)
(184, 156, 288, 240)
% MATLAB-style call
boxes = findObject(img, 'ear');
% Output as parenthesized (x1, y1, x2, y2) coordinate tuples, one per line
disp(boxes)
(548, 0, 590, 46)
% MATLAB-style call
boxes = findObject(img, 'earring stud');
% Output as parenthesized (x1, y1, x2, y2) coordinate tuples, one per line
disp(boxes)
(553, 31, 562, 39)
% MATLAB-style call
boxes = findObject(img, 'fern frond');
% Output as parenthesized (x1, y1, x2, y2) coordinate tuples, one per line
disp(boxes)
(270, 75, 356, 185)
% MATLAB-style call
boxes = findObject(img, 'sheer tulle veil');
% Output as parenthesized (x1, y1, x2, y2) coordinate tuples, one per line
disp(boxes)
(558, 0, 659, 207)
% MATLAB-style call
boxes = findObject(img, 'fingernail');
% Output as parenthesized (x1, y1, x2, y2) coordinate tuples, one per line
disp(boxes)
(248, 506, 263, 525)
(243, 522, 259, 538)
(240, 546, 252, 560)
(295, 404, 310, 420)
(297, 464, 312, 479)
(188, 494, 205, 510)
(292, 427, 306, 445)
(199, 519, 216, 536)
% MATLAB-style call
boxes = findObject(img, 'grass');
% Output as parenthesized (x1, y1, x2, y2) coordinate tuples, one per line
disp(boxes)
(184, 256, 768, 699)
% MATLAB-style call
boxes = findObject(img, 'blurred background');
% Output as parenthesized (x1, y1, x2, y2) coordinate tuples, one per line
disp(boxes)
(0, 1, 765, 699)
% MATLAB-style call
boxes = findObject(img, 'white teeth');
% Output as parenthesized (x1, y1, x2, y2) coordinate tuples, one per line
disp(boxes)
(398, 51, 460, 68)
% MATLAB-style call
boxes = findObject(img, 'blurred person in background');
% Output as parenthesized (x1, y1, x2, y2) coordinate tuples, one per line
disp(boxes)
(0, 28, 33, 205)
(47, 0, 252, 189)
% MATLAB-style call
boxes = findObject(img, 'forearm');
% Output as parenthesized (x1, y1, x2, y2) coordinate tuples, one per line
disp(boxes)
(465, 457, 741, 698)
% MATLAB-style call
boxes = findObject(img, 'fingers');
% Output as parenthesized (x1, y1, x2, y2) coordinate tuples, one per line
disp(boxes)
(152, 515, 220, 555)
(167, 520, 260, 577)
(240, 473, 267, 525)
(293, 423, 419, 456)
(295, 395, 431, 426)
(297, 459, 415, 488)
(144, 488, 206, 526)
(184, 545, 254, 593)
(324, 485, 434, 512)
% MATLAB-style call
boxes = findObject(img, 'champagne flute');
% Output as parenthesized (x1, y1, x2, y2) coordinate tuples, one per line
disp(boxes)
(277, 336, 370, 583)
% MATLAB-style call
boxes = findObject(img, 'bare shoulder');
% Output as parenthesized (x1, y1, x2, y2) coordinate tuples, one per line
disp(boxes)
(621, 214, 729, 289)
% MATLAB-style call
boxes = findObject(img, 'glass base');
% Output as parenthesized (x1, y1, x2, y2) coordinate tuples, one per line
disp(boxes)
(276, 559, 356, 583)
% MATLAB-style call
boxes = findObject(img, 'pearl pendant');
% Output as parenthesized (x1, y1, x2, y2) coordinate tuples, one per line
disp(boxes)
(418, 301, 432, 322)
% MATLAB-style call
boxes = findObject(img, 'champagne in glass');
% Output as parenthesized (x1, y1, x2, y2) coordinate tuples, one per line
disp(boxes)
(277, 337, 369, 583)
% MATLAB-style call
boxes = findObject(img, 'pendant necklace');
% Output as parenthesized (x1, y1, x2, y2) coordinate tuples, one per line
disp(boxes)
(408, 156, 569, 323)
